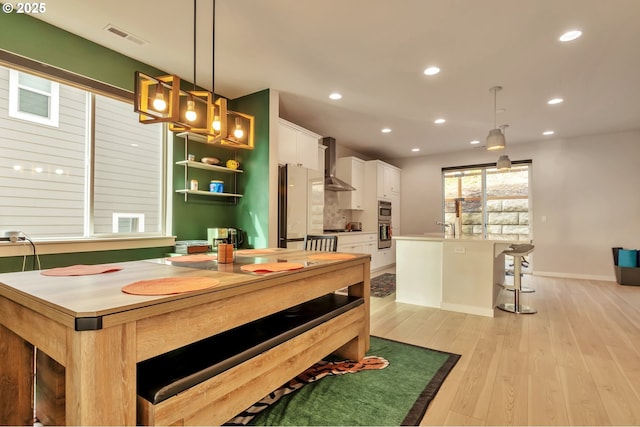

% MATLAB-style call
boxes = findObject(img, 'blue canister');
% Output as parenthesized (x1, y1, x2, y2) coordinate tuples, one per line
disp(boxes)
(209, 180, 224, 193)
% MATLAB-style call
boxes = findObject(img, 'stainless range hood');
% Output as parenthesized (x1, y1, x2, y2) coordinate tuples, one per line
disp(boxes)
(321, 137, 355, 191)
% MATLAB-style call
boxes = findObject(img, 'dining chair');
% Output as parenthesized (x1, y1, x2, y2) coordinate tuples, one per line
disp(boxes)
(303, 235, 338, 252)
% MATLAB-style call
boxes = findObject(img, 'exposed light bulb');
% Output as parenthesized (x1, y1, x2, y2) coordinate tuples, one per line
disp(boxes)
(185, 99, 197, 122)
(152, 85, 167, 111)
(233, 117, 244, 139)
(212, 116, 221, 132)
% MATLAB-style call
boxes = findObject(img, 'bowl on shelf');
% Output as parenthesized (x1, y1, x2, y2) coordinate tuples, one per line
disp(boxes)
(201, 157, 221, 165)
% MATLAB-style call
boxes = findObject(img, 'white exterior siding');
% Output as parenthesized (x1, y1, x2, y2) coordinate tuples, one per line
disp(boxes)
(0, 66, 164, 238)
(94, 95, 162, 234)
(0, 66, 86, 237)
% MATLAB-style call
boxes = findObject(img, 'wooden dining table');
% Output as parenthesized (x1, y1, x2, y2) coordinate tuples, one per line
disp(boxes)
(0, 248, 370, 426)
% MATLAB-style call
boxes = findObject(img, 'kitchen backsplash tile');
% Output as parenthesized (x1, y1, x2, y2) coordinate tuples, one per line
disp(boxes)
(324, 192, 352, 229)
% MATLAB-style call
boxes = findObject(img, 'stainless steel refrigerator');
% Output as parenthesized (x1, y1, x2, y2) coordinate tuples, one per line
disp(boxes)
(278, 164, 324, 249)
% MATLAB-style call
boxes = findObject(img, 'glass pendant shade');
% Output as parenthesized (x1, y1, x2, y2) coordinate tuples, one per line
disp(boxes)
(486, 128, 506, 150)
(497, 154, 512, 170)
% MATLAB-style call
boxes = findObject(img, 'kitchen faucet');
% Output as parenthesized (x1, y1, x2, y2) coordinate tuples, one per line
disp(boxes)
(436, 220, 454, 235)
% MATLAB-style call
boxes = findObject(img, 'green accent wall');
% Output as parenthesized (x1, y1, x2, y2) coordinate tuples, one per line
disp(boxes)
(0, 11, 271, 271)
(230, 90, 271, 249)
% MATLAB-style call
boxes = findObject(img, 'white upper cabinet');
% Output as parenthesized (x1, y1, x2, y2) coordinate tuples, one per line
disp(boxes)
(376, 161, 401, 199)
(278, 119, 321, 171)
(336, 156, 365, 210)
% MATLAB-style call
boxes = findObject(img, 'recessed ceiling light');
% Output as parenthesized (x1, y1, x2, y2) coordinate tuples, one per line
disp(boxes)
(559, 30, 582, 42)
(329, 93, 342, 100)
(434, 118, 446, 124)
(411, 148, 420, 152)
(470, 140, 480, 145)
(35, 167, 43, 173)
(543, 130, 555, 136)
(55, 168, 64, 175)
(13, 165, 22, 171)
(381, 128, 392, 133)
(423, 66, 440, 76)
(548, 98, 563, 105)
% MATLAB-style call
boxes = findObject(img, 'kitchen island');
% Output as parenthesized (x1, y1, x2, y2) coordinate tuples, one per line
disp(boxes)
(393, 234, 523, 317)
(0, 249, 370, 426)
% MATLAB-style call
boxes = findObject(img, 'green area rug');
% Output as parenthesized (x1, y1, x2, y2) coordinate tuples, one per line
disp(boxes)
(370, 273, 396, 297)
(241, 336, 460, 426)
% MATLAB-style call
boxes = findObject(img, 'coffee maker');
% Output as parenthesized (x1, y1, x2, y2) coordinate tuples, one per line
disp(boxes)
(227, 228, 243, 249)
(207, 228, 228, 252)
(207, 228, 244, 251)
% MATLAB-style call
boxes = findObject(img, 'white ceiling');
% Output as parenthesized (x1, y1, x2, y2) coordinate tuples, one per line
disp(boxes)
(32, 0, 640, 159)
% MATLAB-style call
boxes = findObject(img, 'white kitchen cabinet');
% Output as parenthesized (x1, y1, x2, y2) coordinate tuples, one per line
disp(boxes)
(278, 119, 321, 171)
(337, 233, 376, 259)
(336, 156, 365, 210)
(372, 248, 394, 271)
(376, 161, 401, 199)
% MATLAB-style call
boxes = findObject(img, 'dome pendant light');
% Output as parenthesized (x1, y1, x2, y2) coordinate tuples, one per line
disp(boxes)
(496, 124, 512, 170)
(486, 86, 506, 150)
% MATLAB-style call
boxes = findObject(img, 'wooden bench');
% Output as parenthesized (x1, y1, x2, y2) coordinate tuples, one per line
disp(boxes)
(136, 293, 366, 425)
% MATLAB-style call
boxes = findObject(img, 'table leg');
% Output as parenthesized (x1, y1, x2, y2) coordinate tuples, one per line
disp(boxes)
(0, 324, 34, 426)
(65, 322, 136, 426)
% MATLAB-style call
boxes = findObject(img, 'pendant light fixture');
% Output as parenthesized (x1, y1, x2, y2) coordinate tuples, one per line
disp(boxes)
(211, 0, 222, 134)
(185, 0, 198, 123)
(486, 86, 506, 150)
(496, 124, 512, 170)
(134, 0, 254, 149)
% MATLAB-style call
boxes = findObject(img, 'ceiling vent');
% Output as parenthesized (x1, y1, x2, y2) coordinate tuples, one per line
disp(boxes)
(104, 24, 147, 46)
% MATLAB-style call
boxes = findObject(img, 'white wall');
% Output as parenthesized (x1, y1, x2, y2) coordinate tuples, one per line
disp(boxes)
(392, 130, 640, 280)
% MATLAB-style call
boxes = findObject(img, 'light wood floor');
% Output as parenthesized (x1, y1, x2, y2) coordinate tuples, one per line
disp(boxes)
(369, 269, 640, 426)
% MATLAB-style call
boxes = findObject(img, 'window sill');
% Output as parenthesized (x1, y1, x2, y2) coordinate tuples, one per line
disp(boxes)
(0, 236, 176, 258)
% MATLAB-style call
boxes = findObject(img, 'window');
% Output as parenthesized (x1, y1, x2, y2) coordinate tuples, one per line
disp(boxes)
(8, 69, 60, 126)
(0, 65, 165, 239)
(442, 162, 532, 240)
(113, 213, 145, 233)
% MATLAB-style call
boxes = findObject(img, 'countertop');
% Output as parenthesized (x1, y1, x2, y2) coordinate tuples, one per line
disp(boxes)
(322, 230, 375, 236)
(393, 233, 526, 243)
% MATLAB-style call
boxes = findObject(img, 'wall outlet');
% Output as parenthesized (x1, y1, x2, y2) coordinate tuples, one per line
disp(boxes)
(454, 247, 466, 254)
(2, 230, 24, 242)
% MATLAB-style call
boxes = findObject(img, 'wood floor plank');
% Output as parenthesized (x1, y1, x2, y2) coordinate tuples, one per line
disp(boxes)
(369, 271, 640, 426)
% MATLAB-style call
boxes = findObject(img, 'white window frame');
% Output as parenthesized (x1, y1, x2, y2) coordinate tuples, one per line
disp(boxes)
(112, 213, 146, 233)
(8, 69, 60, 127)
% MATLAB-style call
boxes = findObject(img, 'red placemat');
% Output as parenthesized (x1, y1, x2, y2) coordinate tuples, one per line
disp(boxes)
(308, 253, 357, 261)
(121, 276, 220, 295)
(240, 262, 304, 274)
(167, 254, 217, 263)
(236, 249, 277, 256)
(41, 264, 123, 276)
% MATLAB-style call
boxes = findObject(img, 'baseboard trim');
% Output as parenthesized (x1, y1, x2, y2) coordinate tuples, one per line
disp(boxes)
(533, 271, 616, 282)
(439, 302, 495, 318)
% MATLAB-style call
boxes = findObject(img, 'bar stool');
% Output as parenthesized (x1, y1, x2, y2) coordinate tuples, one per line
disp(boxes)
(498, 244, 536, 314)
(505, 253, 534, 293)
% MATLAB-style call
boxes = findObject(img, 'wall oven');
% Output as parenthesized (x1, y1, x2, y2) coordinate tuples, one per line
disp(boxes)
(378, 200, 392, 249)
